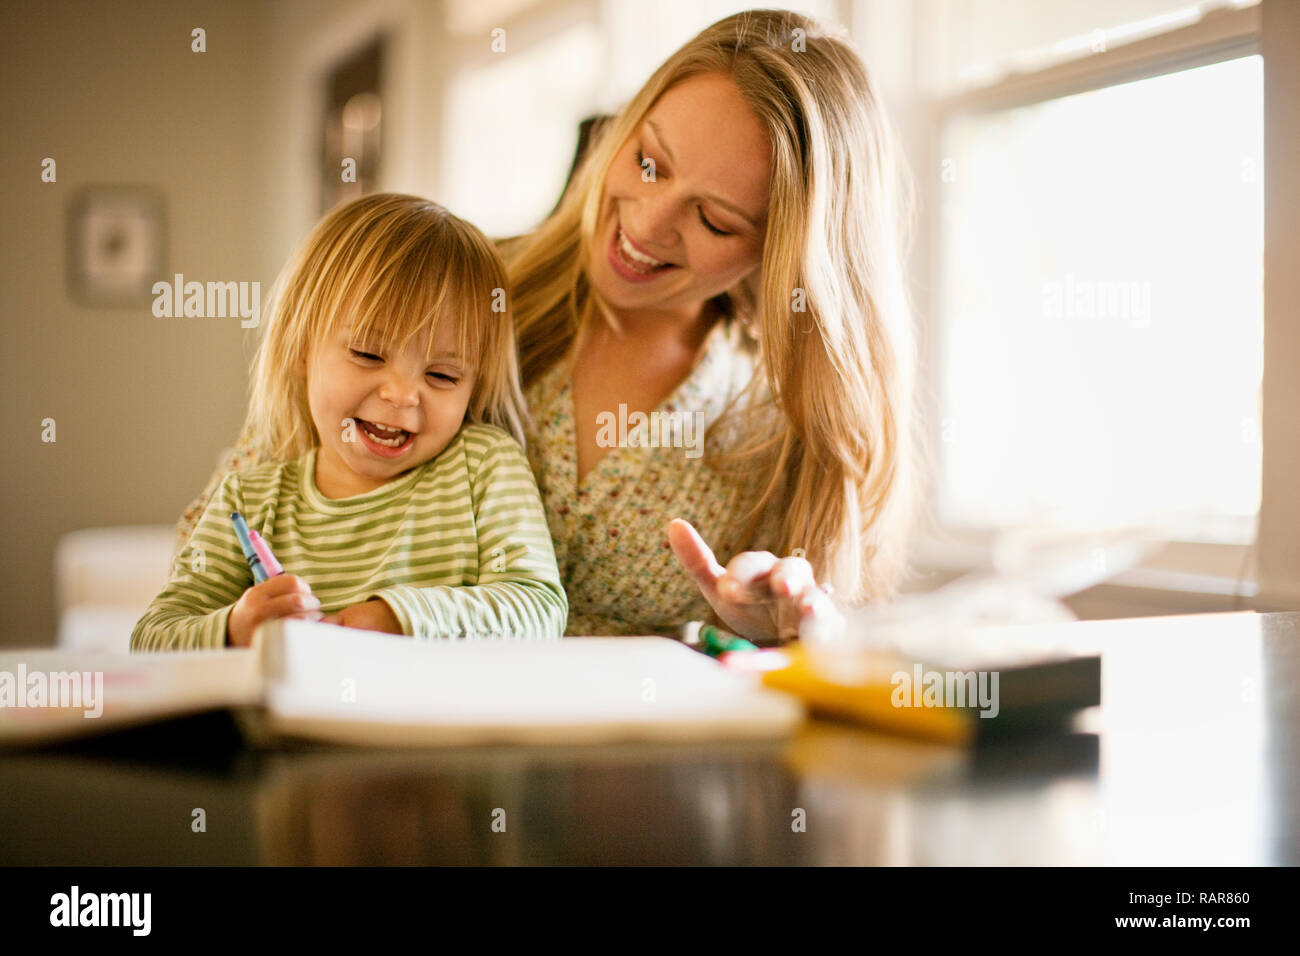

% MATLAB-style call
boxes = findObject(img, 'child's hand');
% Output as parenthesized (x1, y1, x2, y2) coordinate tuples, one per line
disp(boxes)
(320, 599, 403, 634)
(227, 575, 323, 647)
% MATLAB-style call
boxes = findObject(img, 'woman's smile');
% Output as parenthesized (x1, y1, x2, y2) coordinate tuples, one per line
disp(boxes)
(607, 218, 679, 282)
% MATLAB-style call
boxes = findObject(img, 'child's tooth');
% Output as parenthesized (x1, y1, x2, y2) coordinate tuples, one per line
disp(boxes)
(361, 419, 408, 446)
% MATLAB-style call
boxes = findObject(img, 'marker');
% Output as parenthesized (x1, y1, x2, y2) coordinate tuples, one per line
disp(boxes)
(248, 529, 284, 578)
(230, 512, 268, 583)
(701, 624, 759, 656)
(685, 623, 759, 658)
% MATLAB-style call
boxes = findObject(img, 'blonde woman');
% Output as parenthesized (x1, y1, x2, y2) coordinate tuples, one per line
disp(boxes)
(175, 9, 918, 643)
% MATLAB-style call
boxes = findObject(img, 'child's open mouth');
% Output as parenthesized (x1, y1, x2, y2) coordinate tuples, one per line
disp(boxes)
(354, 418, 414, 456)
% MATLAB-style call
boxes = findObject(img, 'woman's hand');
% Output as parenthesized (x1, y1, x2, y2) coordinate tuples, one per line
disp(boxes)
(320, 599, 403, 634)
(667, 518, 844, 644)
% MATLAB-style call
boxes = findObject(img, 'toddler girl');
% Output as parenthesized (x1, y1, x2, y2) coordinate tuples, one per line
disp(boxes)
(132, 194, 568, 650)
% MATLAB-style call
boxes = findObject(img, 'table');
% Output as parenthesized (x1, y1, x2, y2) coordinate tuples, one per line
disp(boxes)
(1, 610, 1295, 865)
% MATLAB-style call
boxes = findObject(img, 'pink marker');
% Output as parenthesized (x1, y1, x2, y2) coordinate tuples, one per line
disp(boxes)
(247, 529, 284, 577)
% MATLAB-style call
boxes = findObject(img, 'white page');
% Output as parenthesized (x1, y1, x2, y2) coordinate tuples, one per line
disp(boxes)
(257, 619, 804, 746)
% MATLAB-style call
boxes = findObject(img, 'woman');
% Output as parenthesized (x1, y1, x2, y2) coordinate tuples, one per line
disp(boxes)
(176, 9, 919, 643)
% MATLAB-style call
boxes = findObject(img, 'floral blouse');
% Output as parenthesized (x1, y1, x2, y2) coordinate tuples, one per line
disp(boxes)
(174, 315, 780, 636)
(523, 316, 780, 636)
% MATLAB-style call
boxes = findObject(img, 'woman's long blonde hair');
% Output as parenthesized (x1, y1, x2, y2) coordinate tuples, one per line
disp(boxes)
(504, 9, 920, 605)
(242, 193, 527, 461)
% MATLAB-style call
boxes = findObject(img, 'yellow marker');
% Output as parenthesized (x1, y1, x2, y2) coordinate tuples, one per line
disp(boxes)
(760, 644, 974, 745)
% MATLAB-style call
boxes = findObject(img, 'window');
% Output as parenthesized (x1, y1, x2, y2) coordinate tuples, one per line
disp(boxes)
(442, 20, 604, 238)
(935, 54, 1263, 545)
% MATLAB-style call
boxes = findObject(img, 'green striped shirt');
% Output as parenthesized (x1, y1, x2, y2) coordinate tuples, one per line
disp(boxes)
(131, 423, 568, 650)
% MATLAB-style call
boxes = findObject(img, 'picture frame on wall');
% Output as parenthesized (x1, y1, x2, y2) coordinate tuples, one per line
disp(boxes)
(65, 185, 166, 307)
(320, 35, 386, 214)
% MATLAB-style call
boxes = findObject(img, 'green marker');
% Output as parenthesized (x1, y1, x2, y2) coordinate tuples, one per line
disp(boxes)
(698, 624, 758, 657)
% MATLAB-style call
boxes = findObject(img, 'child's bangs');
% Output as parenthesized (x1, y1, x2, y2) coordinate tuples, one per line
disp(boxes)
(324, 226, 498, 365)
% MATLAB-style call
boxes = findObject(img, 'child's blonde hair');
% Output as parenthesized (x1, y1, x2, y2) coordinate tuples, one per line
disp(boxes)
(503, 10, 920, 606)
(242, 193, 526, 461)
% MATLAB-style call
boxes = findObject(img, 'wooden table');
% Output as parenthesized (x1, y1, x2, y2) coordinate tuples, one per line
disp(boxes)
(1, 610, 1295, 865)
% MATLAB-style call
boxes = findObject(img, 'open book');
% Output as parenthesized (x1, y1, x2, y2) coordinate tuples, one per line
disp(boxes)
(0, 619, 805, 749)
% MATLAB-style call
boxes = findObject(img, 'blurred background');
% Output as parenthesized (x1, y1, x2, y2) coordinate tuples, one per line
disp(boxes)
(1, 0, 1296, 650)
